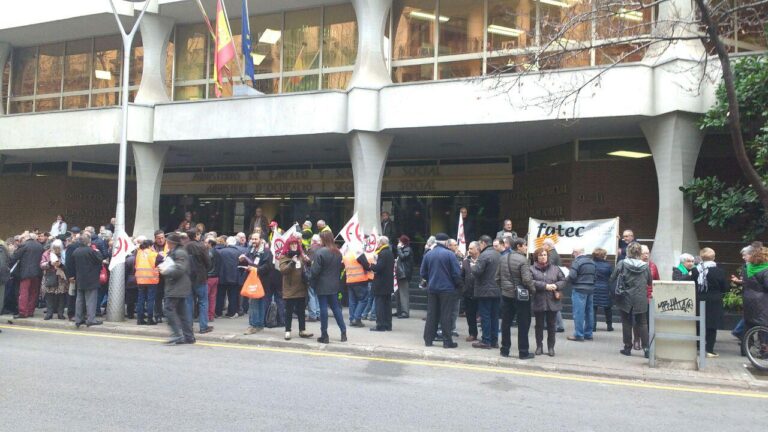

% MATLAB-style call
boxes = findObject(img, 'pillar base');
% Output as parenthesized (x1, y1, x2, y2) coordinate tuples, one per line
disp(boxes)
(132, 143, 168, 238)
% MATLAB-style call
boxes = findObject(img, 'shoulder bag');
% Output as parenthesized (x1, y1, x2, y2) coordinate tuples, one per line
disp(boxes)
(509, 254, 530, 301)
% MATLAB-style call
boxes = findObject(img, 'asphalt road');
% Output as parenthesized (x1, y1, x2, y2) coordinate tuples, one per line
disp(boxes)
(1, 327, 763, 432)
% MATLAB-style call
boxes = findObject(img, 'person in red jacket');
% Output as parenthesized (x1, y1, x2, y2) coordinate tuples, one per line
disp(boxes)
(634, 245, 660, 350)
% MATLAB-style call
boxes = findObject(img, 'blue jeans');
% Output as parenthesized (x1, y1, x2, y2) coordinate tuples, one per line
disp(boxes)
(347, 283, 369, 322)
(186, 283, 209, 331)
(362, 285, 377, 319)
(318, 294, 346, 334)
(477, 297, 500, 346)
(732, 318, 745, 338)
(307, 286, 320, 319)
(248, 298, 265, 328)
(136, 285, 157, 320)
(572, 291, 594, 339)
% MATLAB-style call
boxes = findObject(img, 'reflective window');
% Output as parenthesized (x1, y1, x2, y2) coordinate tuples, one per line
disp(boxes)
(11, 47, 36, 97)
(323, 4, 358, 68)
(438, 59, 482, 78)
(487, 0, 534, 51)
(393, 64, 433, 82)
(393, 0, 437, 60)
(251, 13, 282, 76)
(175, 24, 208, 82)
(322, 71, 352, 89)
(36, 43, 64, 97)
(283, 8, 321, 74)
(64, 39, 91, 93)
(439, 0, 484, 56)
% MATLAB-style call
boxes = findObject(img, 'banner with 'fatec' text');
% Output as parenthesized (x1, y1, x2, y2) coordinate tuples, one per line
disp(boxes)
(527, 218, 619, 255)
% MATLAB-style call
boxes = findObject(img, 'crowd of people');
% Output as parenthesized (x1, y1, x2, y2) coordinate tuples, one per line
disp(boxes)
(1, 212, 766, 362)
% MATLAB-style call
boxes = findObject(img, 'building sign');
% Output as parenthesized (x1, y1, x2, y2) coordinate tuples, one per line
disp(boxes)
(527, 217, 619, 255)
(161, 163, 514, 195)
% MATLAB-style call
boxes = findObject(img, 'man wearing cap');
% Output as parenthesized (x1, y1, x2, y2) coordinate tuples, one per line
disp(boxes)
(161, 233, 195, 345)
(420, 233, 462, 348)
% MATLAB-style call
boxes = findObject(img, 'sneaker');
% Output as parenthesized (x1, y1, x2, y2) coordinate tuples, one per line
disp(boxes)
(472, 341, 491, 349)
(285, 331, 291, 340)
(620, 347, 632, 356)
(299, 331, 314, 338)
(706, 352, 719, 358)
(567, 336, 584, 342)
(243, 326, 262, 335)
(199, 327, 213, 334)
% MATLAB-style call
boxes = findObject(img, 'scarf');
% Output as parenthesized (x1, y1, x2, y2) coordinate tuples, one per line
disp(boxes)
(676, 263, 689, 276)
(696, 261, 717, 292)
(375, 244, 389, 255)
(747, 262, 768, 278)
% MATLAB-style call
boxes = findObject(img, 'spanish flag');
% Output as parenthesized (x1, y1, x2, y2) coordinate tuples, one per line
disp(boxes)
(213, 0, 236, 97)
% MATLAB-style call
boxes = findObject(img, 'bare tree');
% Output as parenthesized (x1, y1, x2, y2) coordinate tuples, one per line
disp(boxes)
(487, 0, 768, 209)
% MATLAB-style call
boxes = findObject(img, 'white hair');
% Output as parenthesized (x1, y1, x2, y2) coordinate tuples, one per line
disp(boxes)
(226, 236, 237, 246)
(51, 239, 64, 251)
(311, 234, 321, 243)
(543, 238, 555, 247)
(679, 253, 695, 263)
(379, 236, 390, 245)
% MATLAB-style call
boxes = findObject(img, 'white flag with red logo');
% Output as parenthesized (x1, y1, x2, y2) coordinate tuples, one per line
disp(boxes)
(272, 223, 299, 263)
(109, 231, 136, 271)
(340, 213, 363, 250)
(457, 213, 466, 255)
(365, 226, 379, 254)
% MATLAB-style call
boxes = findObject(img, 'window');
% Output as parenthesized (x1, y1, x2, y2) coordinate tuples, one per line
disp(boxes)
(393, 0, 437, 61)
(92, 35, 122, 107)
(439, 0, 484, 56)
(11, 47, 36, 98)
(63, 39, 91, 109)
(284, 8, 322, 93)
(487, 0, 534, 52)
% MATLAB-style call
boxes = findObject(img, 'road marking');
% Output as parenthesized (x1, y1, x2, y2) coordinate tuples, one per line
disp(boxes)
(3, 324, 766, 399)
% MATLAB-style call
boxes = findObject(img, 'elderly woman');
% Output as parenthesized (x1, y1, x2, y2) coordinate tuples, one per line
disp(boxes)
(673, 253, 697, 282)
(592, 248, 614, 332)
(696, 248, 728, 358)
(531, 247, 566, 357)
(611, 243, 652, 358)
(40, 239, 68, 320)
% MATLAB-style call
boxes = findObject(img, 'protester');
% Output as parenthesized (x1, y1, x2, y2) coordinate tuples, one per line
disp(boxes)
(496, 219, 517, 240)
(309, 230, 346, 344)
(67, 233, 104, 328)
(395, 235, 413, 319)
(696, 248, 728, 358)
(531, 247, 565, 357)
(40, 239, 68, 320)
(459, 207, 475, 244)
(316, 220, 332, 234)
(497, 237, 535, 359)
(461, 241, 479, 342)
(542, 238, 564, 333)
(472, 235, 501, 349)
(0, 240, 10, 323)
(568, 247, 596, 342)
(161, 233, 195, 345)
(592, 248, 614, 332)
(12, 232, 44, 319)
(742, 246, 768, 356)
(241, 232, 273, 334)
(152, 230, 168, 323)
(216, 237, 243, 318)
(301, 221, 313, 250)
(421, 233, 461, 348)
(611, 243, 652, 357)
(206, 238, 221, 323)
(343, 244, 371, 328)
(279, 237, 313, 340)
(673, 253, 697, 282)
(618, 230, 636, 261)
(305, 234, 322, 322)
(364, 236, 394, 332)
(185, 231, 212, 334)
(249, 207, 269, 235)
(135, 239, 160, 325)
(125, 244, 138, 320)
(50, 215, 68, 238)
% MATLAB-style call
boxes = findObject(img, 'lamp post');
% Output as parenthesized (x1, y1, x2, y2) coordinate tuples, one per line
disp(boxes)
(106, 0, 150, 322)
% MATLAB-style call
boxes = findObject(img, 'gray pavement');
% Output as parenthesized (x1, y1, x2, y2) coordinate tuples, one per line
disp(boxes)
(2, 307, 765, 392)
(1, 328, 765, 432)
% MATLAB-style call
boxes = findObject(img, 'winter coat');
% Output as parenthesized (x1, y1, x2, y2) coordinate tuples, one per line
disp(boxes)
(40, 249, 68, 295)
(672, 266, 697, 282)
(0, 244, 11, 287)
(67, 244, 103, 291)
(610, 258, 652, 314)
(743, 268, 768, 327)
(420, 244, 461, 294)
(593, 259, 614, 308)
(568, 254, 596, 294)
(472, 246, 501, 298)
(163, 246, 192, 298)
(460, 258, 475, 298)
(185, 241, 211, 286)
(207, 247, 221, 278)
(369, 245, 395, 296)
(12, 239, 44, 280)
(217, 245, 244, 285)
(496, 250, 534, 299)
(125, 254, 137, 289)
(695, 264, 727, 329)
(531, 263, 566, 312)
(381, 220, 396, 241)
(548, 248, 561, 267)
(278, 255, 307, 299)
(310, 247, 344, 296)
(395, 244, 414, 281)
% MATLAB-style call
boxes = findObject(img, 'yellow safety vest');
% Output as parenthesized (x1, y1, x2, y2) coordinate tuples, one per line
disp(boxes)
(135, 249, 160, 285)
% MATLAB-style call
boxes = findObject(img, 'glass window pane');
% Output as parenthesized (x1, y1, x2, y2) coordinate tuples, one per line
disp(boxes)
(254, 78, 279, 94)
(166, 31, 174, 95)
(174, 84, 206, 101)
(393, 0, 436, 60)
(438, 59, 482, 78)
(488, 0, 535, 51)
(208, 82, 234, 98)
(2, 60, 9, 110)
(91, 91, 119, 107)
(36, 43, 64, 96)
(322, 71, 352, 89)
(393, 64, 433, 82)
(11, 47, 36, 97)
(93, 35, 121, 90)
(282, 74, 319, 93)
(487, 54, 535, 74)
(323, 4, 358, 68)
(64, 39, 91, 92)
(63, 95, 89, 110)
(10, 100, 33, 114)
(175, 24, 208, 82)
(438, 0, 484, 56)
(251, 13, 282, 75)
(284, 8, 321, 72)
(539, 0, 591, 48)
(35, 97, 60, 112)
(130, 34, 143, 87)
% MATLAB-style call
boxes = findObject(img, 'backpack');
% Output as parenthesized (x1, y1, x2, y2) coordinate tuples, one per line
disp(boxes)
(265, 301, 278, 328)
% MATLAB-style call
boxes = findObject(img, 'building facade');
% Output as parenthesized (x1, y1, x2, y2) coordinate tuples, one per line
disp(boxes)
(0, 0, 764, 276)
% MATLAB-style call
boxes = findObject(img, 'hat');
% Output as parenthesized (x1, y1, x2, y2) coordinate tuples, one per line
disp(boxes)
(166, 233, 183, 244)
(435, 233, 450, 241)
(70, 226, 81, 234)
(269, 221, 279, 228)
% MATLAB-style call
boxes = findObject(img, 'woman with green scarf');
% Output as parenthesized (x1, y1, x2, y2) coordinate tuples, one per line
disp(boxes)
(672, 253, 697, 282)
(743, 247, 768, 346)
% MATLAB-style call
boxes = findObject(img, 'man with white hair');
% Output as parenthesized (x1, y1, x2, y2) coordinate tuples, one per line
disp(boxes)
(317, 220, 332, 234)
(11, 232, 44, 319)
(216, 236, 243, 318)
(362, 236, 395, 332)
(567, 246, 596, 342)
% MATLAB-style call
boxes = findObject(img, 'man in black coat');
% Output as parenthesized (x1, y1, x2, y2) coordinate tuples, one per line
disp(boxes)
(67, 233, 104, 328)
(381, 212, 397, 241)
(12, 232, 45, 319)
(217, 237, 244, 317)
(362, 236, 395, 332)
(162, 233, 194, 345)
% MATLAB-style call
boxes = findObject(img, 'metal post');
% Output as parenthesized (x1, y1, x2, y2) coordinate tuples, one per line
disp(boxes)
(649, 297, 656, 367)
(107, 0, 150, 322)
(699, 300, 706, 369)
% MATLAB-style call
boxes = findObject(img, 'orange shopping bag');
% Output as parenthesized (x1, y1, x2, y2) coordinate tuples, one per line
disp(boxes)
(240, 267, 265, 299)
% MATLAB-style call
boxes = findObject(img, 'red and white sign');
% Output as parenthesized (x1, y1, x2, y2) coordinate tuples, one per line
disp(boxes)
(365, 226, 379, 254)
(109, 231, 136, 271)
(272, 223, 299, 263)
(457, 214, 466, 255)
(340, 213, 363, 250)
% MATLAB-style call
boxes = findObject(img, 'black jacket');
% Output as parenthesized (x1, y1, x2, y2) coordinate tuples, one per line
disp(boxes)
(395, 244, 413, 281)
(185, 241, 211, 286)
(471, 246, 501, 298)
(381, 220, 396, 241)
(0, 244, 10, 286)
(217, 245, 243, 285)
(12, 239, 44, 280)
(67, 244, 103, 291)
(163, 246, 192, 298)
(310, 247, 343, 296)
(368, 246, 394, 296)
(207, 247, 221, 277)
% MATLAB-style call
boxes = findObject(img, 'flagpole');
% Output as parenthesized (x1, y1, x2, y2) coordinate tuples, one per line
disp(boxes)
(242, 0, 251, 85)
(194, 0, 216, 39)
(219, 0, 246, 83)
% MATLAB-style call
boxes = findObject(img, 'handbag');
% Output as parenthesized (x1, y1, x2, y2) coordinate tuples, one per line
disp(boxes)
(614, 265, 626, 296)
(44, 269, 58, 288)
(516, 285, 530, 301)
(240, 267, 265, 299)
(99, 265, 108, 285)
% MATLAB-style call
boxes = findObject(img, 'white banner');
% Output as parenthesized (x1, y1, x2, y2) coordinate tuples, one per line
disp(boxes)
(457, 213, 466, 255)
(527, 218, 619, 255)
(109, 231, 136, 271)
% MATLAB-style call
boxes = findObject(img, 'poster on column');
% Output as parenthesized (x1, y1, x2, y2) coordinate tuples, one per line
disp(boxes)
(527, 218, 619, 255)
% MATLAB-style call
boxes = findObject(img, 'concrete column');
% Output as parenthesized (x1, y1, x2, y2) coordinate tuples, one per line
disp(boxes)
(0, 42, 11, 115)
(349, 0, 393, 89)
(347, 131, 393, 232)
(135, 13, 174, 105)
(132, 142, 168, 238)
(640, 112, 704, 279)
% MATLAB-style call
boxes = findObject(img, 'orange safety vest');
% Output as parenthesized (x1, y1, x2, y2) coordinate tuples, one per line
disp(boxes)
(343, 254, 370, 284)
(135, 249, 160, 285)
(364, 253, 375, 281)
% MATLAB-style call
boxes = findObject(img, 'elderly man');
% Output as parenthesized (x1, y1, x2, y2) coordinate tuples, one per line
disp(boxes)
(67, 233, 104, 328)
(217, 237, 244, 318)
(472, 235, 502, 349)
(317, 220, 332, 234)
(12, 232, 44, 319)
(362, 236, 395, 332)
(618, 229, 636, 261)
(496, 219, 518, 240)
(497, 237, 535, 359)
(162, 233, 195, 345)
(568, 246, 596, 342)
(421, 233, 461, 348)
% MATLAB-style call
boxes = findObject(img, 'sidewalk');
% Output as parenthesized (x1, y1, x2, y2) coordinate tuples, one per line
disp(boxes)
(4, 308, 765, 392)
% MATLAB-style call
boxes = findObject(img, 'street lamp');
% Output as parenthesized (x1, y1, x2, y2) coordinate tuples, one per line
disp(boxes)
(106, 0, 150, 322)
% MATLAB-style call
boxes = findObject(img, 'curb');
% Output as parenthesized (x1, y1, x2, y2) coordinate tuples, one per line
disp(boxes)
(5, 318, 766, 393)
